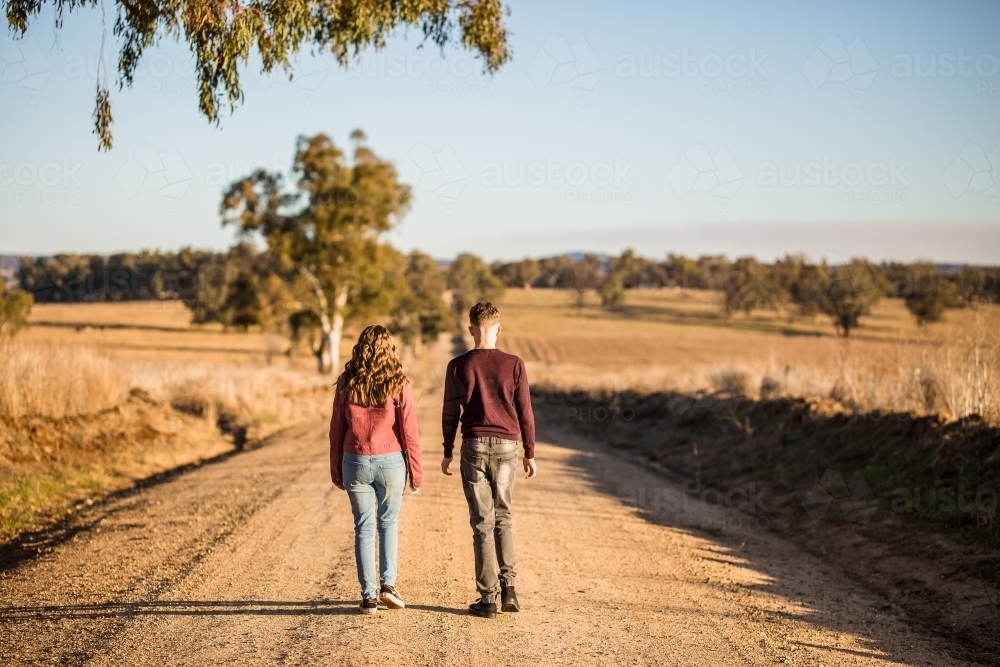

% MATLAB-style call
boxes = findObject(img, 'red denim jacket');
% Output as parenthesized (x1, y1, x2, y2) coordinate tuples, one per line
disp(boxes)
(329, 380, 423, 489)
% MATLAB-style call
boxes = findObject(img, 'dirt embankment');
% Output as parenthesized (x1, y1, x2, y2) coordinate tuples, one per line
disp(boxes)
(0, 385, 330, 544)
(534, 387, 1000, 665)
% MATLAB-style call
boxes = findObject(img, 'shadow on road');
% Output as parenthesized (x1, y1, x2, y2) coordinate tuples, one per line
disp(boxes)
(0, 599, 467, 620)
(533, 409, 989, 666)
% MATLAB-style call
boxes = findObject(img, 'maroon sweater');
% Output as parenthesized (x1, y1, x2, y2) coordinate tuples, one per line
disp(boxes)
(442, 348, 536, 458)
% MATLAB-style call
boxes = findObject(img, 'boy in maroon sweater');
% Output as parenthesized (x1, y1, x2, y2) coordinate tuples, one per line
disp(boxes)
(441, 301, 537, 619)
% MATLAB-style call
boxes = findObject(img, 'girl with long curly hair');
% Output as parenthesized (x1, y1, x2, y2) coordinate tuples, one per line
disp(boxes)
(329, 324, 423, 615)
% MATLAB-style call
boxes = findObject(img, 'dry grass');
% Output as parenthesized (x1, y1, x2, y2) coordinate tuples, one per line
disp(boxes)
(1, 301, 342, 542)
(0, 340, 130, 418)
(0, 339, 334, 424)
(498, 288, 1000, 424)
(829, 309, 1000, 422)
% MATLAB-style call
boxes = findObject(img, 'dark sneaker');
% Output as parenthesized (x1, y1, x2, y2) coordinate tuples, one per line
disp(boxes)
(500, 586, 520, 612)
(380, 584, 405, 609)
(360, 598, 378, 615)
(468, 595, 497, 619)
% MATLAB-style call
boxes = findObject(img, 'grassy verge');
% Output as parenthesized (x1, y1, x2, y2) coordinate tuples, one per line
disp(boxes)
(0, 395, 227, 543)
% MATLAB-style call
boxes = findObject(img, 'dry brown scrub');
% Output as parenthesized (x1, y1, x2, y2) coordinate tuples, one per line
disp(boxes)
(497, 288, 1000, 424)
(1, 301, 342, 543)
(1, 341, 129, 419)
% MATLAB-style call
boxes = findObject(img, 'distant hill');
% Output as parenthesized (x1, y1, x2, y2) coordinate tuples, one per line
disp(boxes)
(0, 255, 21, 286)
(563, 251, 611, 263)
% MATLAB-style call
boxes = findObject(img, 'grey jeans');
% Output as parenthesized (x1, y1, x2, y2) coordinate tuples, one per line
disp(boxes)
(460, 436, 519, 597)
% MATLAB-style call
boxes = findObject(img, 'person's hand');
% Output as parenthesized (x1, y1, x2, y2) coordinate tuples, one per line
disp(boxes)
(441, 456, 453, 475)
(409, 484, 421, 495)
(523, 458, 537, 479)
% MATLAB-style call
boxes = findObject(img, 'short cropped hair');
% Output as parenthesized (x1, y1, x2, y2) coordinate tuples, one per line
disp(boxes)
(469, 301, 501, 327)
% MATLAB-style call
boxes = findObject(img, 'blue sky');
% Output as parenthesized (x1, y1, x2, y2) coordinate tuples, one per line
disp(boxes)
(1, 0, 998, 262)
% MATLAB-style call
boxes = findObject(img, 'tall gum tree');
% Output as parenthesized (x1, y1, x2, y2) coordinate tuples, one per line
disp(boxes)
(221, 131, 410, 373)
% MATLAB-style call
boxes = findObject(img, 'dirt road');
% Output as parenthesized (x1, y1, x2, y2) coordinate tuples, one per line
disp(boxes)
(0, 381, 971, 666)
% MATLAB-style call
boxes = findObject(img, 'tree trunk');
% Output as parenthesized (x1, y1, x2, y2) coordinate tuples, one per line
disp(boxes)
(318, 310, 333, 373)
(327, 286, 349, 374)
(298, 265, 346, 375)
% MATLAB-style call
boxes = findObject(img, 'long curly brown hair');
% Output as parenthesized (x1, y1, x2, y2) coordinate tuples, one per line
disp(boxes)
(337, 325, 408, 407)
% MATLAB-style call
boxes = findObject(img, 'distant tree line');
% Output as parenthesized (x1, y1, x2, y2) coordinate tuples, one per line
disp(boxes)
(491, 252, 999, 336)
(9, 247, 997, 344)
(17, 249, 216, 303)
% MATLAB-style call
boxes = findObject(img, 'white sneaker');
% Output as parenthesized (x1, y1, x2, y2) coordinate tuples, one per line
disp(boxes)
(380, 584, 405, 609)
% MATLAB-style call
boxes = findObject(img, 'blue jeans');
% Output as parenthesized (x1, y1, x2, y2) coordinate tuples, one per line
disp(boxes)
(343, 452, 406, 599)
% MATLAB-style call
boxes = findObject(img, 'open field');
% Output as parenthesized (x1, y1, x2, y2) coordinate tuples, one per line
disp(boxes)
(23, 300, 336, 368)
(497, 288, 1000, 424)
